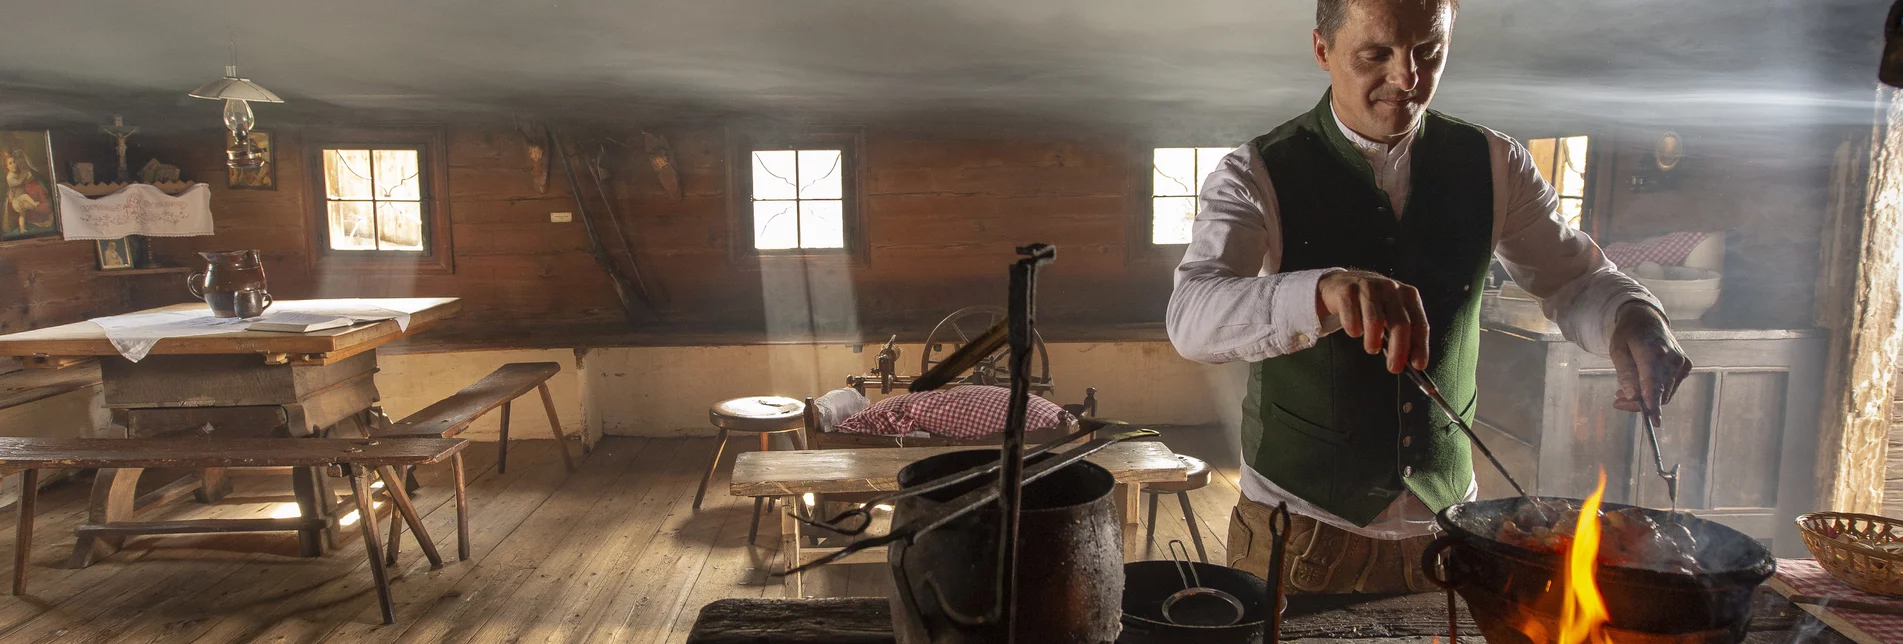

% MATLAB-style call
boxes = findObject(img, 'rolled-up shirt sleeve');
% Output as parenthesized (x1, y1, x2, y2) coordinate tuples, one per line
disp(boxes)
(1167, 146, 1340, 364)
(1486, 131, 1661, 356)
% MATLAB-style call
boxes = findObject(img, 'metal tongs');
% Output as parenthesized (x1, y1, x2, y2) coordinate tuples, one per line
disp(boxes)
(1640, 412, 1681, 515)
(1404, 367, 1531, 500)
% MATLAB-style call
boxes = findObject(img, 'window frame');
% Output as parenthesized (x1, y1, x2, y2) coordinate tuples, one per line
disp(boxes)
(1127, 139, 1239, 265)
(304, 126, 453, 274)
(727, 127, 867, 265)
(1524, 132, 1600, 236)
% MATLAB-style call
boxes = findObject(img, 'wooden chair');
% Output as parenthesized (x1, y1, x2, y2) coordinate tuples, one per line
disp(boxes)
(380, 362, 576, 474)
(1142, 453, 1213, 562)
(0, 436, 468, 625)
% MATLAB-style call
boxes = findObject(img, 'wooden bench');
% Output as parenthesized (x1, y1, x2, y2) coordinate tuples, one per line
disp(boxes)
(729, 441, 1188, 597)
(0, 360, 102, 411)
(0, 436, 468, 625)
(381, 362, 576, 473)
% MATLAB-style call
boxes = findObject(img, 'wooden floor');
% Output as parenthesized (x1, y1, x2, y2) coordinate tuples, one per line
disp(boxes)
(0, 427, 1245, 642)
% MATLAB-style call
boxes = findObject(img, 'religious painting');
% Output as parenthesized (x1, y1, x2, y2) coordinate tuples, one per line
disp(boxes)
(96, 237, 134, 270)
(0, 130, 58, 241)
(228, 131, 275, 190)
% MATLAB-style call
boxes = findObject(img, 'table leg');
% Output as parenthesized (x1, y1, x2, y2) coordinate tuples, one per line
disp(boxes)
(194, 468, 233, 504)
(68, 467, 141, 568)
(1115, 483, 1140, 562)
(781, 495, 802, 598)
(291, 466, 335, 557)
(14, 469, 37, 595)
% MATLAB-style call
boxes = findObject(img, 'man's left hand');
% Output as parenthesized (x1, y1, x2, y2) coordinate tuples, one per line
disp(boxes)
(1609, 302, 1694, 424)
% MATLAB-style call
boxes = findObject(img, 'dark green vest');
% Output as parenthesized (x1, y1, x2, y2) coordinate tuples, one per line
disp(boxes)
(1240, 93, 1494, 526)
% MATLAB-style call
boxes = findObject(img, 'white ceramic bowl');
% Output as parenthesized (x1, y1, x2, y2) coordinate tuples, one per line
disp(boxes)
(1633, 266, 1721, 321)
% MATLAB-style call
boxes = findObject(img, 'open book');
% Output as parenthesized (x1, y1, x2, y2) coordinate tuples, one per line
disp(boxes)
(247, 312, 359, 333)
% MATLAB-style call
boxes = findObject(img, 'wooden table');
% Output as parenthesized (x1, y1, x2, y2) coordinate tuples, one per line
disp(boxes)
(0, 298, 460, 566)
(730, 441, 1187, 597)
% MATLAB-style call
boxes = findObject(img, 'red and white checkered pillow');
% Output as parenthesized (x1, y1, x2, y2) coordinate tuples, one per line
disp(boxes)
(830, 386, 1072, 439)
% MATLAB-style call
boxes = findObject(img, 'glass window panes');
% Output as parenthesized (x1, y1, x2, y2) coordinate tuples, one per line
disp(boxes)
(323, 147, 428, 251)
(1151, 147, 1232, 245)
(750, 148, 846, 250)
(1526, 136, 1590, 229)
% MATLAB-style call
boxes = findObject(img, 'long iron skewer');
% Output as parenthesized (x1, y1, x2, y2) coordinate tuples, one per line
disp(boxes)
(1404, 367, 1530, 499)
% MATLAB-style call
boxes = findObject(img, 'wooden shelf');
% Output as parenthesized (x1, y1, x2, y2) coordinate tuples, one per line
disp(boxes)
(98, 266, 192, 277)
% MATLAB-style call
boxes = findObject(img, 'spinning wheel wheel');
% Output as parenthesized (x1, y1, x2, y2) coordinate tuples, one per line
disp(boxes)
(920, 305, 1052, 392)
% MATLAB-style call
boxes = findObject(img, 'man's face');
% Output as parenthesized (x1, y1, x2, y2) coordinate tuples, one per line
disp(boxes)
(1313, 0, 1453, 143)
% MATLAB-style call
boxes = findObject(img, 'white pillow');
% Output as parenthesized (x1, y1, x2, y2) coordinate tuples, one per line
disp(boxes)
(812, 388, 869, 431)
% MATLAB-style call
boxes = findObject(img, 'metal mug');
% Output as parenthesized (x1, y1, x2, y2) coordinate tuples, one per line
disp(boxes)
(232, 289, 274, 319)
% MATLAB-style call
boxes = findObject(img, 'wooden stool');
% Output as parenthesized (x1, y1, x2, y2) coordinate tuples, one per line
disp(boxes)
(695, 397, 807, 542)
(1142, 453, 1212, 562)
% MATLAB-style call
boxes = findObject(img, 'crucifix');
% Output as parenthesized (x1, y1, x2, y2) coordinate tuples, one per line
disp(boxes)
(99, 115, 140, 183)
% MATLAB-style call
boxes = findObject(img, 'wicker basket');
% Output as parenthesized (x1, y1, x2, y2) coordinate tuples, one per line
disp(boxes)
(1797, 512, 1903, 597)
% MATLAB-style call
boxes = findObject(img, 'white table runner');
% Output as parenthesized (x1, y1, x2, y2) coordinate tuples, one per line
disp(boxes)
(88, 298, 442, 362)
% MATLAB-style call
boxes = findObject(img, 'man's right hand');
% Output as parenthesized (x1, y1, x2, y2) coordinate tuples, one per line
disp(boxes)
(1315, 270, 1430, 374)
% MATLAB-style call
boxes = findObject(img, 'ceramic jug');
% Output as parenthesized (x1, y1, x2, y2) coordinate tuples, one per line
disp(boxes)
(188, 250, 269, 318)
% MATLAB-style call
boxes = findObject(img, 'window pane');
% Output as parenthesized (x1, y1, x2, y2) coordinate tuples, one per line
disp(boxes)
(1195, 147, 1230, 192)
(1558, 197, 1584, 229)
(752, 150, 798, 200)
(796, 150, 843, 200)
(1152, 196, 1197, 245)
(753, 201, 799, 250)
(799, 200, 845, 248)
(327, 201, 377, 250)
(375, 202, 424, 251)
(1153, 148, 1197, 197)
(1526, 138, 1557, 186)
(324, 149, 373, 200)
(1556, 136, 1590, 198)
(373, 149, 421, 200)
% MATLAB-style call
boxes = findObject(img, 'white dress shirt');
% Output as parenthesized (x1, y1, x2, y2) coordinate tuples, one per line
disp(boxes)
(1167, 104, 1659, 539)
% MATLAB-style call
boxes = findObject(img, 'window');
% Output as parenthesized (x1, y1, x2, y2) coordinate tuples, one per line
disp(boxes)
(729, 129, 862, 261)
(306, 128, 452, 272)
(750, 149, 844, 250)
(1150, 147, 1232, 245)
(1527, 136, 1590, 229)
(322, 147, 425, 251)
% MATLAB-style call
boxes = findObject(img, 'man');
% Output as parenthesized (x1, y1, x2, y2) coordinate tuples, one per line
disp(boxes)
(1166, 0, 1694, 594)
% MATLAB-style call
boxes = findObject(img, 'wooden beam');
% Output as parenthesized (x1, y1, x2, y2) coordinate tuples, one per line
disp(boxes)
(1815, 85, 1903, 514)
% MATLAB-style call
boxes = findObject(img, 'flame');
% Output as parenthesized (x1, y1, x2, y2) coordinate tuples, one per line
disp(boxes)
(1558, 469, 1612, 644)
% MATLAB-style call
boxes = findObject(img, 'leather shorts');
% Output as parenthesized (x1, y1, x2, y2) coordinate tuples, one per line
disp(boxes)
(1226, 497, 1438, 594)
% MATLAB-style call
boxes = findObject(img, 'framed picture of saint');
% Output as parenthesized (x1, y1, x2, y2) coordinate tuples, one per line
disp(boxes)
(0, 131, 58, 241)
(96, 237, 135, 270)
(228, 131, 274, 190)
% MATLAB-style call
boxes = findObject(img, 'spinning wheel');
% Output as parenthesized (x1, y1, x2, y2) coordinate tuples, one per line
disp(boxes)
(920, 305, 1052, 392)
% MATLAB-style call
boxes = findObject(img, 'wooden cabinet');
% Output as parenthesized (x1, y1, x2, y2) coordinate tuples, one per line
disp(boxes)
(1473, 297, 1827, 556)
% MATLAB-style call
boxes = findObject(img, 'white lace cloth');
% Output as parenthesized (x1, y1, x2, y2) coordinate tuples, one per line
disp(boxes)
(88, 298, 438, 362)
(57, 183, 214, 240)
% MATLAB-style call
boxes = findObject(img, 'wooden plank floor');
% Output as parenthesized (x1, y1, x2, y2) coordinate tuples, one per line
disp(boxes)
(0, 427, 1244, 642)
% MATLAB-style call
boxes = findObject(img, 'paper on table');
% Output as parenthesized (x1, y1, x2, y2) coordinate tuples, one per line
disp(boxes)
(88, 310, 250, 362)
(262, 298, 441, 332)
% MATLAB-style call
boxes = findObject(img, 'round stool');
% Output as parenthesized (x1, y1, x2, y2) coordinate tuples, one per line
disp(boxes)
(1142, 454, 1212, 562)
(696, 396, 808, 541)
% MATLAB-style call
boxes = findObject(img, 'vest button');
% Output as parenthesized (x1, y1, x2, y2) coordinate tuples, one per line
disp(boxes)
(1402, 402, 1414, 413)
(1463, 284, 1471, 292)
(1402, 466, 1414, 478)
(1402, 436, 1413, 447)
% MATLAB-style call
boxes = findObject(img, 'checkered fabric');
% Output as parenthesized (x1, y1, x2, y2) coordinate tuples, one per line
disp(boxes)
(1776, 557, 1903, 642)
(829, 386, 1071, 439)
(1600, 231, 1710, 269)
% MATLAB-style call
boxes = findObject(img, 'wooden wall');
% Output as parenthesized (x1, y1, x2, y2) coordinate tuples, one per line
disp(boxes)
(133, 122, 1174, 350)
(0, 135, 148, 343)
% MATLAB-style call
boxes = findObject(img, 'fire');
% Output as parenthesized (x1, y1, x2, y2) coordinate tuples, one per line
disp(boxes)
(1557, 469, 1612, 644)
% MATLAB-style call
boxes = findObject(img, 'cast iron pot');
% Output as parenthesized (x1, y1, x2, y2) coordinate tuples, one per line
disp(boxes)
(1422, 497, 1775, 644)
(889, 450, 1124, 644)
(1119, 560, 1275, 644)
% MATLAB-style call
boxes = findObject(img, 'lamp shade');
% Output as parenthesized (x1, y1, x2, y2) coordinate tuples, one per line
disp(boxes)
(189, 65, 283, 103)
